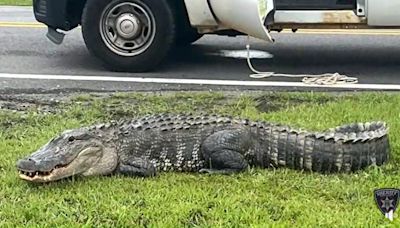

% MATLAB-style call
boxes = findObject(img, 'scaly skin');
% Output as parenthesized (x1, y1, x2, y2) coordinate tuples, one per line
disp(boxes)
(16, 114, 390, 182)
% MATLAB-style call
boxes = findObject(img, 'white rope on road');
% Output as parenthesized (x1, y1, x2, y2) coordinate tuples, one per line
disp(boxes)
(246, 36, 359, 85)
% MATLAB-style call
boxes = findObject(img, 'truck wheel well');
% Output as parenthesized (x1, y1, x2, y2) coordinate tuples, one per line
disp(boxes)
(68, 0, 190, 28)
(68, 0, 196, 40)
(67, 0, 87, 27)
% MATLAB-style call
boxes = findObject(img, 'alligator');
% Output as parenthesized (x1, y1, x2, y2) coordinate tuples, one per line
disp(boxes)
(16, 114, 390, 183)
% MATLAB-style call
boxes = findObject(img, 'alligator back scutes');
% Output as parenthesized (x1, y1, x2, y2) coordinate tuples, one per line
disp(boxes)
(261, 121, 389, 173)
(259, 121, 387, 142)
(320, 122, 387, 143)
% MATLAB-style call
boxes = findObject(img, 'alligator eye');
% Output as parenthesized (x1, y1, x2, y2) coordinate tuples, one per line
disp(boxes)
(68, 136, 75, 142)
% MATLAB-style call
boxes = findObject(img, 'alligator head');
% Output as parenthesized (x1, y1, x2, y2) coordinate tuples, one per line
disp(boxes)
(16, 127, 118, 183)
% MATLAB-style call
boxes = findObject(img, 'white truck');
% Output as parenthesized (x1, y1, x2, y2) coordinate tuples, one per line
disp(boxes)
(32, 0, 400, 72)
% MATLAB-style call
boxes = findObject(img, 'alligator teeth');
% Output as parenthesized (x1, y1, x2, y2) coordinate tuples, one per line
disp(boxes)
(18, 171, 39, 177)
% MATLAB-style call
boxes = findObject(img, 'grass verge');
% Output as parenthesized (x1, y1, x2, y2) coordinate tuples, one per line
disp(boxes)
(0, 0, 31, 6)
(0, 91, 399, 227)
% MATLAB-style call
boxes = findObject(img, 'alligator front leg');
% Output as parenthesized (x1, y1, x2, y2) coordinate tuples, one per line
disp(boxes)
(118, 157, 156, 177)
(200, 129, 250, 174)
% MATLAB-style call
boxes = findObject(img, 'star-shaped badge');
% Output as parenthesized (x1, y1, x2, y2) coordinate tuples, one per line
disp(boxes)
(381, 197, 395, 211)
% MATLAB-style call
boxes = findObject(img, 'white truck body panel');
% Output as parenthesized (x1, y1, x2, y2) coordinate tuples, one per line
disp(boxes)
(183, 0, 218, 28)
(367, 0, 400, 26)
(208, 0, 274, 41)
(184, 0, 275, 40)
(274, 10, 365, 24)
(183, 0, 400, 37)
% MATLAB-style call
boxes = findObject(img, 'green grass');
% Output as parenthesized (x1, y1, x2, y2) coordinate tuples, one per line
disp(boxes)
(1, 91, 400, 227)
(0, 0, 31, 6)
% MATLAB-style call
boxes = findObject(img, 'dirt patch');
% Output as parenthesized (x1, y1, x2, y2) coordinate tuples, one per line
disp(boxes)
(0, 94, 65, 114)
(0, 91, 336, 117)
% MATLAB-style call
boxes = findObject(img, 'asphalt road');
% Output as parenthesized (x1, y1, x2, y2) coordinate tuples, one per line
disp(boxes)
(2, 6, 400, 92)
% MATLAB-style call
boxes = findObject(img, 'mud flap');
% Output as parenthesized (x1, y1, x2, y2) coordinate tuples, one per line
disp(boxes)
(208, 0, 275, 41)
(46, 27, 65, 45)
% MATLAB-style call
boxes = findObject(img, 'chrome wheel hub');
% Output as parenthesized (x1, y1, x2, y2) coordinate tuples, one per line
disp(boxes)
(100, 2, 156, 57)
(116, 14, 141, 39)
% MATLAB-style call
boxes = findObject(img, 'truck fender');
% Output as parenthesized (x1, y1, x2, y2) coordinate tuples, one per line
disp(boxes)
(184, 0, 275, 41)
(208, 0, 274, 41)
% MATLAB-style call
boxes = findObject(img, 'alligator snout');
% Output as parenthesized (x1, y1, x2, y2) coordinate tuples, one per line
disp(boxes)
(16, 157, 59, 173)
(16, 158, 38, 172)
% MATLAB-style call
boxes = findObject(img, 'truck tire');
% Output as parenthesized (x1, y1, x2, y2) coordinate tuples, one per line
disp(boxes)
(82, 0, 175, 72)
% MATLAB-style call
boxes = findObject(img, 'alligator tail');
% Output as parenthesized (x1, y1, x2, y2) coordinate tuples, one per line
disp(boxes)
(263, 122, 390, 173)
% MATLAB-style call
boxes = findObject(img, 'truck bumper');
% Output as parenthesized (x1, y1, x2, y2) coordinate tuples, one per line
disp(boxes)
(33, 0, 74, 31)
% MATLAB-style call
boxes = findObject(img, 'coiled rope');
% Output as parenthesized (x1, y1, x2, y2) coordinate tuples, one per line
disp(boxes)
(246, 36, 359, 85)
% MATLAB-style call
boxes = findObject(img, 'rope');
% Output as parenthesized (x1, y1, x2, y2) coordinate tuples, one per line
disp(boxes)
(246, 36, 358, 85)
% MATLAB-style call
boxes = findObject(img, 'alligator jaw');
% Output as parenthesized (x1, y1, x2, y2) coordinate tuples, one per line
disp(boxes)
(18, 165, 68, 183)
(18, 147, 104, 183)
